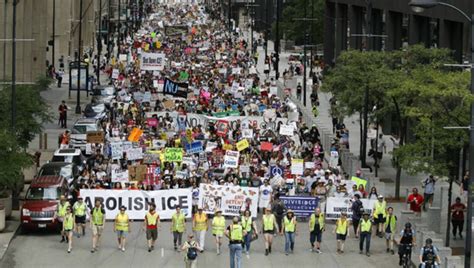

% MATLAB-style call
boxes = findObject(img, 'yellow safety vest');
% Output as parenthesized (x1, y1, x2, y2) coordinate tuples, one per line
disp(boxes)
(92, 208, 104, 225)
(115, 213, 129, 231)
(262, 214, 275, 231)
(63, 214, 74, 230)
(360, 219, 372, 232)
(230, 224, 243, 241)
(284, 216, 296, 232)
(146, 212, 159, 226)
(309, 213, 325, 231)
(241, 216, 253, 232)
(374, 201, 387, 217)
(57, 201, 70, 217)
(194, 213, 208, 231)
(172, 213, 185, 233)
(212, 216, 225, 235)
(336, 219, 348, 235)
(74, 202, 86, 216)
(385, 215, 397, 232)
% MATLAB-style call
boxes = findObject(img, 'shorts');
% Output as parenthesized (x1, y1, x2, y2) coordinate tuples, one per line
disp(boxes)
(424, 193, 434, 201)
(213, 233, 223, 238)
(146, 229, 158, 240)
(336, 234, 347, 241)
(374, 215, 385, 224)
(116, 230, 128, 238)
(263, 230, 274, 234)
(64, 229, 73, 234)
(92, 225, 104, 236)
(310, 230, 322, 243)
(385, 232, 394, 240)
(75, 215, 86, 224)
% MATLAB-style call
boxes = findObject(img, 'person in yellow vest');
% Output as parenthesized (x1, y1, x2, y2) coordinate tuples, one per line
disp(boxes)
(333, 211, 349, 254)
(114, 206, 130, 252)
(283, 209, 297, 255)
(171, 206, 186, 251)
(192, 208, 208, 252)
(90, 199, 105, 253)
(63, 206, 75, 253)
(225, 216, 246, 268)
(358, 212, 373, 256)
(373, 195, 387, 237)
(212, 209, 226, 255)
(384, 207, 397, 254)
(241, 209, 258, 255)
(54, 195, 71, 243)
(262, 207, 276, 255)
(73, 196, 87, 238)
(309, 207, 325, 253)
(143, 203, 160, 252)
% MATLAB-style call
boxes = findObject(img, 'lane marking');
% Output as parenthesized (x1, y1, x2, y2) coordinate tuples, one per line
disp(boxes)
(161, 247, 164, 257)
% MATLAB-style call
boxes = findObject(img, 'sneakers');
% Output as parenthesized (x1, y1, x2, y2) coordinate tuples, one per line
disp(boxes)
(91, 248, 95, 253)
(316, 249, 322, 254)
(386, 248, 389, 253)
(67, 249, 71, 253)
(148, 248, 152, 252)
(265, 249, 269, 256)
(460, 233, 464, 239)
(121, 247, 125, 252)
(269, 246, 272, 253)
(399, 259, 403, 266)
(174, 246, 178, 251)
(391, 250, 395, 255)
(246, 251, 250, 256)
(285, 252, 289, 256)
(360, 251, 363, 254)
(60, 237, 65, 243)
(366, 252, 370, 257)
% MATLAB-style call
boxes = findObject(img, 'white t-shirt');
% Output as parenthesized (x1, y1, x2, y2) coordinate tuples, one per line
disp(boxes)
(259, 185, 273, 208)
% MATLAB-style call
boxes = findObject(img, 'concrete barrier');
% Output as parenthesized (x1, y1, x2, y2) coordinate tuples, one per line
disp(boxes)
(444, 256, 462, 268)
(427, 207, 442, 233)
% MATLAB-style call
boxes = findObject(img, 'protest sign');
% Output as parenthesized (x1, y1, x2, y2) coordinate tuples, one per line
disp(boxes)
(222, 144, 233, 151)
(86, 131, 104, 144)
(112, 69, 120, 79)
(143, 153, 160, 164)
(198, 184, 259, 217)
(279, 124, 295, 136)
(126, 148, 143, 161)
(128, 128, 144, 142)
(325, 197, 377, 220)
(305, 162, 315, 169)
(81, 189, 192, 220)
(146, 118, 158, 127)
(270, 165, 284, 177)
(205, 141, 218, 152)
(223, 150, 239, 168)
(140, 53, 165, 70)
(185, 141, 203, 154)
(329, 151, 339, 168)
(236, 139, 249, 151)
(110, 142, 123, 160)
(260, 142, 273, 151)
(111, 169, 129, 183)
(163, 78, 188, 98)
(351, 176, 367, 188)
(164, 148, 183, 162)
(280, 196, 319, 218)
(290, 159, 304, 175)
(216, 120, 229, 137)
(242, 129, 253, 139)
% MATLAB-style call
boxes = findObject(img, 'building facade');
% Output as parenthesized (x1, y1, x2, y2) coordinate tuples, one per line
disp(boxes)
(324, 0, 473, 65)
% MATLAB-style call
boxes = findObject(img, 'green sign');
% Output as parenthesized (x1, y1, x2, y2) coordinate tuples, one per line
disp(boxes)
(164, 148, 183, 162)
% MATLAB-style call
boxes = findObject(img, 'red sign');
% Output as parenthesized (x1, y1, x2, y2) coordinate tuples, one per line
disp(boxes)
(146, 118, 158, 127)
(260, 142, 273, 151)
(216, 120, 229, 137)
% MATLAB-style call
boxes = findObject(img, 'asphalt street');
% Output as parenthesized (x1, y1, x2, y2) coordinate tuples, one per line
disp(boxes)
(1, 220, 401, 268)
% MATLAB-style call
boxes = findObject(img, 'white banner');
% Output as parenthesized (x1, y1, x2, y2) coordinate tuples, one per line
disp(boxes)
(140, 53, 165, 71)
(198, 184, 259, 217)
(325, 197, 377, 220)
(80, 189, 192, 220)
(224, 150, 239, 168)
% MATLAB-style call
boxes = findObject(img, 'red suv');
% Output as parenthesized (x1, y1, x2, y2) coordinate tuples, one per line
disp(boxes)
(21, 175, 70, 232)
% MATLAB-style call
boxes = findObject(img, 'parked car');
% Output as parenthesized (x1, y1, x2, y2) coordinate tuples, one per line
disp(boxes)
(37, 162, 79, 186)
(20, 175, 70, 232)
(70, 118, 102, 151)
(51, 148, 86, 172)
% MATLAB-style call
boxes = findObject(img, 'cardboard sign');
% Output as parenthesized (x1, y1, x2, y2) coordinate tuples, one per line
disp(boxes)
(236, 139, 249, 151)
(163, 100, 175, 109)
(86, 131, 104, 144)
(164, 148, 183, 162)
(128, 128, 144, 142)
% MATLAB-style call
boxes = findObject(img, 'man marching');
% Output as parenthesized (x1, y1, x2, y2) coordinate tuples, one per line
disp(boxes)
(212, 209, 226, 255)
(144, 203, 160, 252)
(90, 200, 105, 253)
(171, 206, 186, 251)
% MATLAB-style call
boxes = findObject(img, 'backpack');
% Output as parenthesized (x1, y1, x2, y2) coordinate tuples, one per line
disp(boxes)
(354, 200, 364, 217)
(187, 243, 198, 260)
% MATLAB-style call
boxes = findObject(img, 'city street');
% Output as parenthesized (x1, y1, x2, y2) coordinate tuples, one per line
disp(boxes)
(1, 221, 400, 268)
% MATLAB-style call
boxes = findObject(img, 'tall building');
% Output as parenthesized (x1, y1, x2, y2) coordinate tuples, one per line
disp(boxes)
(324, 0, 474, 65)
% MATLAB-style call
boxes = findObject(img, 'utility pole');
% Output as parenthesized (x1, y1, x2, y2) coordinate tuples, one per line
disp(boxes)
(97, 0, 102, 85)
(118, 0, 121, 57)
(52, 0, 56, 69)
(75, 0, 83, 114)
(274, 0, 280, 79)
(2, 0, 7, 81)
(107, 0, 111, 63)
(11, 0, 18, 129)
(227, 0, 231, 32)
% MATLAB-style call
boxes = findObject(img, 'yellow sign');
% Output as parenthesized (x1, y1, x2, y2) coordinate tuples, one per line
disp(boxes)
(161, 132, 168, 140)
(175, 139, 181, 147)
(222, 144, 233, 151)
(351, 176, 367, 188)
(128, 128, 143, 142)
(186, 129, 193, 141)
(236, 139, 249, 151)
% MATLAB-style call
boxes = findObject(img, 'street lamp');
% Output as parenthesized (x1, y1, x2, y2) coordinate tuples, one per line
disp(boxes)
(409, 1, 473, 267)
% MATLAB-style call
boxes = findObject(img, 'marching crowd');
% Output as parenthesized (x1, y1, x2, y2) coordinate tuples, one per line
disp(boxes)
(48, 2, 459, 268)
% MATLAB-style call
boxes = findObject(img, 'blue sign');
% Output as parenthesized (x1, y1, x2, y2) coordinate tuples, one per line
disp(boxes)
(270, 165, 283, 177)
(280, 196, 319, 218)
(185, 141, 203, 154)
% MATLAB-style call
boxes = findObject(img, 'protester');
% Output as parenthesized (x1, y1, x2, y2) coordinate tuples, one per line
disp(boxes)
(309, 207, 325, 253)
(172, 206, 186, 251)
(90, 200, 105, 253)
(407, 188, 424, 216)
(225, 217, 245, 268)
(451, 197, 466, 240)
(372, 195, 387, 237)
(358, 212, 372, 257)
(54, 195, 70, 243)
(114, 206, 130, 252)
(212, 209, 226, 255)
(384, 207, 397, 254)
(261, 207, 276, 255)
(144, 203, 160, 252)
(73, 196, 87, 237)
(58, 100, 69, 128)
(182, 234, 202, 268)
(192, 208, 208, 252)
(272, 195, 286, 235)
(334, 212, 349, 254)
(63, 207, 75, 253)
(351, 194, 363, 238)
(283, 210, 297, 255)
(422, 175, 436, 211)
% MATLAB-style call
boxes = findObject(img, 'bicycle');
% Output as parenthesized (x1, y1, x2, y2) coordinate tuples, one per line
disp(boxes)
(400, 244, 412, 268)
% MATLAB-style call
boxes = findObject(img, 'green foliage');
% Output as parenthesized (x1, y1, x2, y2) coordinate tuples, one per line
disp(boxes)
(322, 45, 472, 178)
(277, 0, 324, 44)
(0, 77, 53, 148)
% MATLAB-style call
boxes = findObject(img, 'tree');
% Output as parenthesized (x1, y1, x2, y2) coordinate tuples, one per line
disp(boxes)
(321, 45, 471, 198)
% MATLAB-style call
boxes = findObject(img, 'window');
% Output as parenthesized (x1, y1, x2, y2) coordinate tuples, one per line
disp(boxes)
(26, 187, 60, 200)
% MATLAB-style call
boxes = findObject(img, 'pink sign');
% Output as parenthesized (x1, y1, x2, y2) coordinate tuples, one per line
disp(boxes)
(146, 118, 158, 127)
